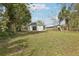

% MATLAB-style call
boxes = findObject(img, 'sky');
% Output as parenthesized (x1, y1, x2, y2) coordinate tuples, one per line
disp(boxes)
(29, 3, 65, 27)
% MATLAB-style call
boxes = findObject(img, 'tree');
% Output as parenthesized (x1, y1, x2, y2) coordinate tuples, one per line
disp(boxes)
(0, 4, 9, 32)
(2, 3, 31, 33)
(58, 4, 71, 30)
(70, 4, 79, 31)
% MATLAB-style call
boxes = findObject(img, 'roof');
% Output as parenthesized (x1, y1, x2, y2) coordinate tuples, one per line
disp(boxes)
(28, 22, 45, 26)
(30, 22, 37, 25)
(46, 25, 60, 28)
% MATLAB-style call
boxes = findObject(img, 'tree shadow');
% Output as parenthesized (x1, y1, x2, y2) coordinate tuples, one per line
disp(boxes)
(11, 31, 46, 38)
(0, 38, 28, 56)
(0, 31, 46, 56)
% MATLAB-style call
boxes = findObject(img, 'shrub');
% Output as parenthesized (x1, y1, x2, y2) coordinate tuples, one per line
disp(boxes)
(0, 31, 9, 39)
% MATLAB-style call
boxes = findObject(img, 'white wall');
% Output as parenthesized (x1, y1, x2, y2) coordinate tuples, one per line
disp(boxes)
(37, 26, 43, 31)
(28, 26, 44, 31)
(28, 26, 32, 31)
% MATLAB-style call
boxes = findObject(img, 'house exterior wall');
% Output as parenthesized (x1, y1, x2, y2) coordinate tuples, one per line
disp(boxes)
(28, 26, 32, 31)
(28, 25, 44, 31)
(37, 26, 43, 31)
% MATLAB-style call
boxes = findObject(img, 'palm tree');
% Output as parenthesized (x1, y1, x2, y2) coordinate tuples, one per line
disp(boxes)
(58, 5, 71, 30)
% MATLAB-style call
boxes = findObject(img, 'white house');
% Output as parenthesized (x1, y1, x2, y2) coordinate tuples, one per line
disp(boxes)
(28, 22, 45, 31)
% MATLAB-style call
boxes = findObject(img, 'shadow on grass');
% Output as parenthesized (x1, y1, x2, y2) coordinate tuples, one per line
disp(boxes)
(12, 31, 46, 38)
(0, 38, 28, 56)
(0, 31, 46, 56)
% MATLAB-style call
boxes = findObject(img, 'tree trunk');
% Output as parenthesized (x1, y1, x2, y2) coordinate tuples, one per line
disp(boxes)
(11, 23, 16, 33)
(7, 22, 16, 33)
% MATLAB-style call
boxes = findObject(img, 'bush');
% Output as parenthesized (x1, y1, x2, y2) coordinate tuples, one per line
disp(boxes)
(0, 31, 9, 39)
(0, 31, 16, 40)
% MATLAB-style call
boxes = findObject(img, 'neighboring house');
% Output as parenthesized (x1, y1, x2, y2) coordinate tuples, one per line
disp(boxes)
(28, 22, 45, 31)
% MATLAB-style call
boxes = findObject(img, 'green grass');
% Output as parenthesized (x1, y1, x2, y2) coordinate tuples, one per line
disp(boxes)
(0, 30, 79, 56)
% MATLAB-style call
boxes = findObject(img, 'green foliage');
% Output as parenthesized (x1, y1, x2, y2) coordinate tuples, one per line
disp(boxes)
(58, 5, 71, 25)
(0, 18, 8, 32)
(69, 4, 79, 31)
(0, 3, 31, 39)
(0, 30, 16, 40)
(2, 3, 31, 32)
(58, 4, 79, 31)
(0, 31, 11, 39)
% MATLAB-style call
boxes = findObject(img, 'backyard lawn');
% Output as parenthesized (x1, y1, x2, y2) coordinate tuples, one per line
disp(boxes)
(1, 30, 79, 56)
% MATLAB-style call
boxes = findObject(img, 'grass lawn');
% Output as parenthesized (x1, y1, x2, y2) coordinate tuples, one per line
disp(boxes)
(0, 30, 79, 56)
